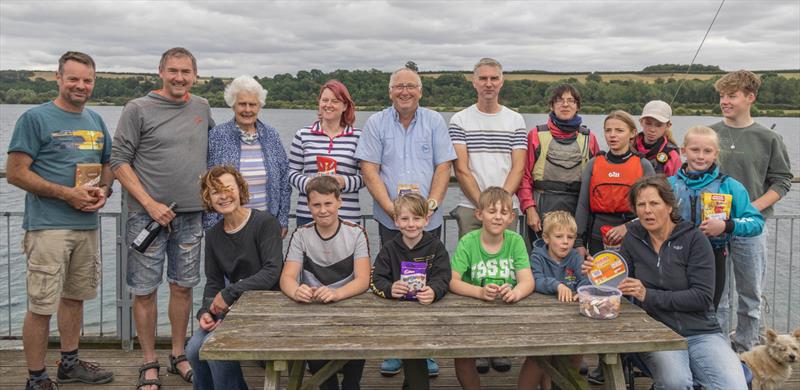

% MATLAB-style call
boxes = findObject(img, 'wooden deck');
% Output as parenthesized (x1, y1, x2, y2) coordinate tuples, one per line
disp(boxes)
(2, 347, 799, 389)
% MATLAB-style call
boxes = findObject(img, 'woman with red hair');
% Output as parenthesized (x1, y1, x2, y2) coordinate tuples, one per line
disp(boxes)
(288, 79, 364, 225)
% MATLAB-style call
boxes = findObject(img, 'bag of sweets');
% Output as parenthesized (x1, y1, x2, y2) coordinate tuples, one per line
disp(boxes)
(400, 261, 427, 300)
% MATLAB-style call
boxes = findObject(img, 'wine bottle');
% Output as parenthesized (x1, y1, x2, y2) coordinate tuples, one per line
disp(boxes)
(131, 202, 177, 253)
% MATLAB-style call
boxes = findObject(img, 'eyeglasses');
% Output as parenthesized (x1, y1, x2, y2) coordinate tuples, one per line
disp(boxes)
(391, 83, 420, 91)
(555, 98, 577, 106)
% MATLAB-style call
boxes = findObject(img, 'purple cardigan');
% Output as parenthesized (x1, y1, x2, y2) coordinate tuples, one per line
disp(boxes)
(205, 118, 290, 229)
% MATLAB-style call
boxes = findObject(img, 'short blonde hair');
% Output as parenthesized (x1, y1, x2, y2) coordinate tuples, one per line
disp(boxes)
(477, 187, 513, 211)
(393, 193, 428, 218)
(683, 125, 720, 151)
(714, 70, 761, 96)
(542, 211, 577, 238)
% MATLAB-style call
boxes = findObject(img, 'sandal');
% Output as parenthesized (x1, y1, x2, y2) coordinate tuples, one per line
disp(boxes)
(167, 354, 193, 383)
(136, 361, 160, 390)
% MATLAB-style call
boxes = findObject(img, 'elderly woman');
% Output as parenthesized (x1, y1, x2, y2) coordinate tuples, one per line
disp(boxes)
(185, 165, 283, 390)
(288, 79, 363, 226)
(585, 175, 747, 389)
(206, 75, 290, 236)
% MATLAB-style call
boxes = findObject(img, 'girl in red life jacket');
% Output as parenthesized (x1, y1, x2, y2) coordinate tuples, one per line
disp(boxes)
(574, 111, 655, 259)
(634, 100, 681, 176)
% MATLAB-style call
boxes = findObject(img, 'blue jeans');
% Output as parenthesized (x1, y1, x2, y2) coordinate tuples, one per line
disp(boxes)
(126, 212, 203, 295)
(640, 332, 747, 389)
(716, 230, 767, 351)
(186, 328, 247, 390)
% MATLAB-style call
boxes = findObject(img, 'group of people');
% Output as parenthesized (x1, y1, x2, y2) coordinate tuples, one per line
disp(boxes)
(6, 47, 793, 390)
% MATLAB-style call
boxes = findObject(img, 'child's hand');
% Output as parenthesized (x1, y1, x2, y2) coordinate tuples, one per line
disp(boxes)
(480, 283, 500, 301)
(556, 283, 574, 302)
(699, 218, 726, 237)
(391, 281, 410, 299)
(499, 284, 523, 303)
(313, 286, 340, 303)
(293, 284, 315, 303)
(416, 286, 435, 305)
(580, 255, 594, 276)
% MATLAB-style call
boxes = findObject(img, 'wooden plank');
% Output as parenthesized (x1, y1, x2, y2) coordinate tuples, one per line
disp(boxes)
(299, 360, 347, 390)
(263, 360, 281, 390)
(287, 360, 305, 389)
(600, 354, 626, 390)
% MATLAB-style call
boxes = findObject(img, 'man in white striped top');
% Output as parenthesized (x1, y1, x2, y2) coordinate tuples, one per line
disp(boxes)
(448, 58, 528, 375)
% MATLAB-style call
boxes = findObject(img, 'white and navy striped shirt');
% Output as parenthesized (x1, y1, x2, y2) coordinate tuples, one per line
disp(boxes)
(449, 104, 528, 209)
(288, 121, 364, 220)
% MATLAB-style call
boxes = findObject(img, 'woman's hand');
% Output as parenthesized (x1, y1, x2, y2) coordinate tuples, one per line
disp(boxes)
(210, 292, 229, 315)
(699, 218, 726, 237)
(618, 277, 646, 301)
(391, 280, 410, 299)
(199, 313, 220, 331)
(557, 283, 575, 302)
(526, 207, 541, 232)
(606, 224, 627, 246)
(580, 255, 595, 276)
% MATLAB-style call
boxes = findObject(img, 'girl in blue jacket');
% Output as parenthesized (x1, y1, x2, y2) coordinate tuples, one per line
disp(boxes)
(668, 125, 764, 309)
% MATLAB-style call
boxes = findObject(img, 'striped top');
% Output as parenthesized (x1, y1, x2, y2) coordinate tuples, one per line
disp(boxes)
(288, 121, 364, 220)
(240, 140, 268, 211)
(448, 104, 527, 209)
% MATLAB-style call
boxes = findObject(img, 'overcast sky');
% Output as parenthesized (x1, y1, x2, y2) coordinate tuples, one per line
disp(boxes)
(1, 0, 798, 77)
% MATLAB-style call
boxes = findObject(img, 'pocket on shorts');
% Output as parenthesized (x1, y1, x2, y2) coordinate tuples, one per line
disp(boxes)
(27, 263, 61, 307)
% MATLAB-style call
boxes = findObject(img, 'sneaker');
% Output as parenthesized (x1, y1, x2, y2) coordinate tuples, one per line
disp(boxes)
(57, 359, 114, 384)
(490, 357, 512, 372)
(380, 359, 402, 377)
(25, 378, 59, 390)
(587, 366, 604, 385)
(476, 357, 490, 374)
(426, 358, 439, 377)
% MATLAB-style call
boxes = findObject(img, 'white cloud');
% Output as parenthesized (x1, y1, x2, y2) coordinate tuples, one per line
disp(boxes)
(1, 0, 797, 76)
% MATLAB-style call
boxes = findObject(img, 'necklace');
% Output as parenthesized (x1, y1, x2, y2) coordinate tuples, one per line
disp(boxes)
(727, 127, 740, 149)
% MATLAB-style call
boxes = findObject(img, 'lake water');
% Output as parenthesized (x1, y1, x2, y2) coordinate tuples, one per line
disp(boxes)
(0, 104, 798, 336)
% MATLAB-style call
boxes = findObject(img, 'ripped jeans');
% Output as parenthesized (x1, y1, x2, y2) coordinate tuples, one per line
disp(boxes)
(126, 211, 202, 295)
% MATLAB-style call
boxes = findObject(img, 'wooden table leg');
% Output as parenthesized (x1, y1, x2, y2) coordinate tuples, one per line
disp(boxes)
(264, 360, 287, 390)
(535, 356, 589, 390)
(288, 360, 306, 389)
(300, 360, 348, 390)
(600, 354, 626, 390)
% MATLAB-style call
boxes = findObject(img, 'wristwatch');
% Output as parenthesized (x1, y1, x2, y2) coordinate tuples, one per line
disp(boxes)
(427, 198, 439, 212)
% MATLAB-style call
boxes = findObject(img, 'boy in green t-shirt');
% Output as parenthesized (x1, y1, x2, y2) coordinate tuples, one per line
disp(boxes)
(449, 186, 535, 388)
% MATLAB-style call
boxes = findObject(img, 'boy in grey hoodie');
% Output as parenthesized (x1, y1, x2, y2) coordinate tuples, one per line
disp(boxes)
(520, 210, 588, 388)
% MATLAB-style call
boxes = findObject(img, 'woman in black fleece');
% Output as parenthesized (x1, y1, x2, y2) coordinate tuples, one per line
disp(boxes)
(585, 176, 746, 389)
(186, 165, 283, 390)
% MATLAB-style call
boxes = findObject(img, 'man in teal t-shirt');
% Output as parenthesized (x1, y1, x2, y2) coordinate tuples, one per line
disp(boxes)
(6, 51, 114, 390)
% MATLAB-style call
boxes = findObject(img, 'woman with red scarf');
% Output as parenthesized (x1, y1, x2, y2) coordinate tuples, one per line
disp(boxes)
(517, 84, 600, 248)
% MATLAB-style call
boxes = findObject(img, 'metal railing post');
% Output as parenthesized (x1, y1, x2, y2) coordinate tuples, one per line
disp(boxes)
(116, 191, 134, 351)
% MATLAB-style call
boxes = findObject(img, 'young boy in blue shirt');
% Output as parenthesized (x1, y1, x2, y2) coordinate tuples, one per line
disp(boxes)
(520, 210, 589, 388)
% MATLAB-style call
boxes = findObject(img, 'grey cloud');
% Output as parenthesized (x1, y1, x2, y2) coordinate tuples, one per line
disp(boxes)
(1, 0, 797, 76)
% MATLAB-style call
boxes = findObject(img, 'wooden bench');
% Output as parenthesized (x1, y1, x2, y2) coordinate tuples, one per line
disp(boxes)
(200, 291, 686, 390)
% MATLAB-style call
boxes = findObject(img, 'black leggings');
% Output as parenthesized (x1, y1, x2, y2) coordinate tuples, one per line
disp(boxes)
(713, 246, 727, 310)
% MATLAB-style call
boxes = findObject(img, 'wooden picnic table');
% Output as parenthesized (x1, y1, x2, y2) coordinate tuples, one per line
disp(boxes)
(200, 291, 686, 390)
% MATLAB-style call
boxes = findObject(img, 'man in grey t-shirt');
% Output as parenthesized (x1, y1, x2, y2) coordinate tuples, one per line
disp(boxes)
(110, 47, 214, 388)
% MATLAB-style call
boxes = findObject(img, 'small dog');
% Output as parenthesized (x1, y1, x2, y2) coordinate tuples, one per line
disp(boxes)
(740, 327, 800, 390)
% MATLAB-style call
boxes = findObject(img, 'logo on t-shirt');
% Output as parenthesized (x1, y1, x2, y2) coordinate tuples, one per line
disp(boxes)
(52, 130, 104, 151)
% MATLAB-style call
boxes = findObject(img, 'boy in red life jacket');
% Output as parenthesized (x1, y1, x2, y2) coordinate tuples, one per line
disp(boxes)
(516, 85, 600, 249)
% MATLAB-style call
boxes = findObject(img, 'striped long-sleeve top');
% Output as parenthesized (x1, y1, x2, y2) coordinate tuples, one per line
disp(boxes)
(288, 121, 364, 221)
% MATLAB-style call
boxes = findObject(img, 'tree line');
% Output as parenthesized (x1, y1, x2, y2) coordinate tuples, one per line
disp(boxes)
(1, 66, 798, 116)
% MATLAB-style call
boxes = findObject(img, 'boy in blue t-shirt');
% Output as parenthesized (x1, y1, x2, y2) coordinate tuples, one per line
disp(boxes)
(450, 187, 535, 388)
(520, 210, 589, 388)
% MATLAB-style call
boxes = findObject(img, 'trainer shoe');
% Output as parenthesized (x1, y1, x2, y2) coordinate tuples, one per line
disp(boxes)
(476, 357, 490, 374)
(490, 357, 512, 372)
(57, 359, 114, 384)
(587, 366, 604, 385)
(25, 378, 59, 390)
(380, 359, 402, 377)
(426, 358, 439, 377)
